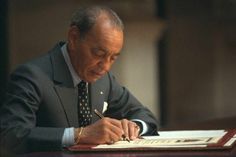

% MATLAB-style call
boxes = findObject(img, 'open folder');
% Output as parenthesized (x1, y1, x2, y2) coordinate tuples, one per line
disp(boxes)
(67, 129, 236, 152)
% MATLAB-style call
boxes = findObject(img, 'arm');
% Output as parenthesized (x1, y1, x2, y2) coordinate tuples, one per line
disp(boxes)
(0, 65, 64, 153)
(105, 72, 158, 135)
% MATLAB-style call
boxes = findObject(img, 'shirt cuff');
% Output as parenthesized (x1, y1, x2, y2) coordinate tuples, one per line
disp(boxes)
(131, 119, 148, 135)
(62, 127, 75, 147)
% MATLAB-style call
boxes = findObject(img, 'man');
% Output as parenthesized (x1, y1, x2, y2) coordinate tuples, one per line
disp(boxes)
(0, 6, 158, 153)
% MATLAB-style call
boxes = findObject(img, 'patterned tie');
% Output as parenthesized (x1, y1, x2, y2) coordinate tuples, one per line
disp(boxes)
(78, 81, 92, 127)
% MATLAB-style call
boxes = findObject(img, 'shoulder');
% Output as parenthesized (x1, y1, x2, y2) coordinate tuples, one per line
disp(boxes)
(11, 54, 52, 82)
(10, 42, 64, 81)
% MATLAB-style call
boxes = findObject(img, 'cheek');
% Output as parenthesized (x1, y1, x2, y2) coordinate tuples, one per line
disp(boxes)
(83, 58, 100, 72)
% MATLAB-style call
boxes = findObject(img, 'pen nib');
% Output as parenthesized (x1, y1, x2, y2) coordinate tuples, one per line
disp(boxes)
(122, 135, 130, 142)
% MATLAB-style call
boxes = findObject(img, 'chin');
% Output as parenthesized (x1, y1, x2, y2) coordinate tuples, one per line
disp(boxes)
(85, 76, 99, 83)
(85, 73, 103, 83)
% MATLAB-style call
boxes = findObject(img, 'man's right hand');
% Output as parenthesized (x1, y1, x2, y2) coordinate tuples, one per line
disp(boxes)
(76, 117, 124, 144)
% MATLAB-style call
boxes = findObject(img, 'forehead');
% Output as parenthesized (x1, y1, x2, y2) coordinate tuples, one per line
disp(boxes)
(92, 13, 123, 35)
(83, 16, 123, 52)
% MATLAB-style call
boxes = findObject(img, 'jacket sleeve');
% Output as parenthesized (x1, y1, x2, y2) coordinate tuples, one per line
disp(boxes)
(104, 72, 159, 135)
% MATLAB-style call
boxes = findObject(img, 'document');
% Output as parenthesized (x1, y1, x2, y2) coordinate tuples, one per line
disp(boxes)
(94, 137, 221, 149)
(68, 129, 236, 151)
(93, 130, 228, 149)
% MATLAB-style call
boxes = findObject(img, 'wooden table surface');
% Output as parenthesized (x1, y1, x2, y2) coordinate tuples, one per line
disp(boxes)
(18, 146, 236, 157)
(12, 117, 236, 157)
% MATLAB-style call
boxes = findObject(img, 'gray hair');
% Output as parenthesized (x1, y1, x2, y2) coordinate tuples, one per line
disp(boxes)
(70, 6, 124, 38)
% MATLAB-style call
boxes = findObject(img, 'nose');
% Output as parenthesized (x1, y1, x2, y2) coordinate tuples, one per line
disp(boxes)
(98, 57, 112, 72)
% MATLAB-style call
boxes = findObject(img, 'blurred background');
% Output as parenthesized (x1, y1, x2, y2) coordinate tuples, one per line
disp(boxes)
(0, 0, 236, 129)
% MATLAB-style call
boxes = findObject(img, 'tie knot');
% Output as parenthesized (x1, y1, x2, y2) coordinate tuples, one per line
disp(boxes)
(78, 81, 87, 90)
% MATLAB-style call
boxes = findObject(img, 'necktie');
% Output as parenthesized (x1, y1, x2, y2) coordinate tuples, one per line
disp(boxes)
(78, 81, 92, 127)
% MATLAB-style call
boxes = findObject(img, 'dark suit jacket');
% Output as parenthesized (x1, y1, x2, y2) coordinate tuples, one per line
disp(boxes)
(0, 42, 158, 153)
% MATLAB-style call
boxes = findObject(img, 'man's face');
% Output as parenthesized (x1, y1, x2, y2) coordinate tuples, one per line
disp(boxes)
(69, 17, 123, 83)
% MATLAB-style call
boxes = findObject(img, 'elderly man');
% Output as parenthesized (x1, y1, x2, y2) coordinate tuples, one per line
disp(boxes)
(0, 6, 158, 153)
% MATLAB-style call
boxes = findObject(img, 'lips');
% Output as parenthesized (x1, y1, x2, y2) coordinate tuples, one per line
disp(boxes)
(91, 71, 105, 77)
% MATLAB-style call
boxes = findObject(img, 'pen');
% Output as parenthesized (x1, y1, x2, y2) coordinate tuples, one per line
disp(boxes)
(94, 109, 130, 143)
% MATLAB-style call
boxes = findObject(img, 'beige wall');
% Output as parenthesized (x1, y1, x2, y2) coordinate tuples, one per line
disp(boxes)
(8, 0, 162, 119)
(166, 0, 236, 126)
(112, 20, 164, 119)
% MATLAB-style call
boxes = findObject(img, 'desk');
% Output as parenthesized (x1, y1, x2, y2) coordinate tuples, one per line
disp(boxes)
(15, 118, 236, 157)
(18, 146, 236, 157)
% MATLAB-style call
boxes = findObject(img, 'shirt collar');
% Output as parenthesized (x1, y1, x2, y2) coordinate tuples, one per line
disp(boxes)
(61, 43, 81, 87)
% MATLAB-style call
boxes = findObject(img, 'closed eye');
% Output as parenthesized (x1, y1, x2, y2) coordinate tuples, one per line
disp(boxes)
(92, 48, 106, 57)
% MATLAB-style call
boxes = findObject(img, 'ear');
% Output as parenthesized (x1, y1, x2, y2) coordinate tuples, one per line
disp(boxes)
(68, 26, 80, 50)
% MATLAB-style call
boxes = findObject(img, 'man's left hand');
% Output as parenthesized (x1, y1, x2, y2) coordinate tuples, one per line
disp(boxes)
(120, 119, 140, 140)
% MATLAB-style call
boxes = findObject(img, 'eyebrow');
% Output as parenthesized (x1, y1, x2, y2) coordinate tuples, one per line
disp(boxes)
(97, 47, 121, 56)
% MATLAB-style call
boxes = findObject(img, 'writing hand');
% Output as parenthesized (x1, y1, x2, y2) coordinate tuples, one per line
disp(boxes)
(78, 117, 124, 145)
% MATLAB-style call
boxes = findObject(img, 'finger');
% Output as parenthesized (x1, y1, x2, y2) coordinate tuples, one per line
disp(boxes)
(134, 124, 140, 138)
(128, 122, 139, 140)
(128, 122, 135, 140)
(121, 119, 129, 138)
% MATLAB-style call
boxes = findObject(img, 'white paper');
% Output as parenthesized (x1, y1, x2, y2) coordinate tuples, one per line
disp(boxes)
(93, 130, 227, 149)
(144, 130, 226, 139)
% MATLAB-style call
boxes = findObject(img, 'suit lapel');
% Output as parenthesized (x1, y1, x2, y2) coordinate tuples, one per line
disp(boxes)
(50, 42, 79, 127)
(54, 86, 78, 127)
(51, 43, 74, 87)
